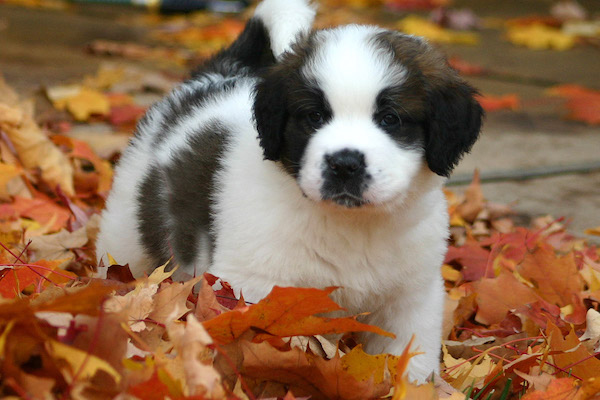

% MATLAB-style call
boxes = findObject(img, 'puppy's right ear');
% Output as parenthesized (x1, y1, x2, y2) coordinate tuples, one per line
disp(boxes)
(253, 71, 288, 161)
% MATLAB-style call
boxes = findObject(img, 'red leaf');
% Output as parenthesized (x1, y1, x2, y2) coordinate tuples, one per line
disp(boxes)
(11, 196, 71, 232)
(445, 240, 493, 281)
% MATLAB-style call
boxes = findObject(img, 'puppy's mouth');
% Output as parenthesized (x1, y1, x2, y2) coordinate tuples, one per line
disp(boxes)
(323, 191, 368, 208)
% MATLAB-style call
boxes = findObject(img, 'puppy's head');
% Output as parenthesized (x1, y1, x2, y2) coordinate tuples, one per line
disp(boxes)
(254, 25, 483, 209)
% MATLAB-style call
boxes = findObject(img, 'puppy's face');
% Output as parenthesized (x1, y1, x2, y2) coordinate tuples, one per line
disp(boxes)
(254, 26, 483, 209)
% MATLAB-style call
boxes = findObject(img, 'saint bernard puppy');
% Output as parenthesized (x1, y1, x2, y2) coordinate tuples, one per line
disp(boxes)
(96, 0, 483, 382)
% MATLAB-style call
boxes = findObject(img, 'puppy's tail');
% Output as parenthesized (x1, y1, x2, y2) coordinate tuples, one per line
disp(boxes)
(254, 0, 316, 60)
(193, 0, 315, 78)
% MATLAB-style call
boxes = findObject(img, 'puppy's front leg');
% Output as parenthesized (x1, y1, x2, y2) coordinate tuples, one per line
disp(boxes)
(362, 277, 445, 383)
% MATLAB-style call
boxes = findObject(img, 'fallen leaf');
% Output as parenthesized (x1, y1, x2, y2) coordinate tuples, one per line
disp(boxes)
(168, 314, 225, 397)
(507, 24, 576, 50)
(149, 276, 202, 326)
(547, 84, 600, 125)
(445, 240, 492, 281)
(46, 339, 121, 384)
(203, 286, 393, 345)
(0, 77, 74, 195)
(104, 283, 158, 332)
(396, 15, 479, 45)
(547, 322, 600, 380)
(27, 226, 88, 262)
(517, 243, 583, 308)
(241, 340, 393, 400)
(448, 57, 486, 76)
(385, 0, 450, 11)
(442, 345, 494, 390)
(11, 196, 71, 232)
(475, 268, 539, 325)
(579, 308, 600, 352)
(475, 94, 520, 112)
(455, 170, 485, 222)
(49, 86, 110, 122)
(521, 377, 579, 400)
(0, 162, 22, 200)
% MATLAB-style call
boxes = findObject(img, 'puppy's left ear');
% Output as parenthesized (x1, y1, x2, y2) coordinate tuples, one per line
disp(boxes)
(253, 70, 289, 161)
(425, 77, 483, 177)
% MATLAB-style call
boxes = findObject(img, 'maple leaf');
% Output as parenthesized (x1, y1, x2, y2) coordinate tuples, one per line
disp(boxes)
(475, 268, 539, 325)
(149, 276, 203, 325)
(445, 240, 493, 281)
(47, 85, 111, 121)
(0, 259, 75, 299)
(203, 286, 393, 345)
(46, 339, 121, 384)
(520, 377, 579, 400)
(240, 340, 393, 400)
(168, 314, 225, 397)
(547, 322, 600, 381)
(27, 226, 89, 262)
(10, 195, 71, 232)
(516, 242, 583, 308)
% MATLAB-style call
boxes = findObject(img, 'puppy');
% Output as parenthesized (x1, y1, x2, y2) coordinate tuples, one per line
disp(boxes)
(96, 0, 482, 382)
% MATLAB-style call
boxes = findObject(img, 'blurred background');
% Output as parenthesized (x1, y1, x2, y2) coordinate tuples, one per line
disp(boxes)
(0, 0, 599, 236)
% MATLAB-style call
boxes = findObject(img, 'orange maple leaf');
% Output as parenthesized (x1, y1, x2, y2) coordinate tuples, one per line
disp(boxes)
(546, 322, 600, 381)
(203, 286, 394, 345)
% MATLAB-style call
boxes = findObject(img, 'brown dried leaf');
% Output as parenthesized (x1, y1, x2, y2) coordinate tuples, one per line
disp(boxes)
(0, 78, 74, 195)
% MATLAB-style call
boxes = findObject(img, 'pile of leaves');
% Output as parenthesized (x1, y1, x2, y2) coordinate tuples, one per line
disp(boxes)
(2, 68, 600, 399)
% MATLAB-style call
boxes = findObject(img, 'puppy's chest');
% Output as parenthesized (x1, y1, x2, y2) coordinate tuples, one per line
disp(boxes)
(212, 192, 446, 303)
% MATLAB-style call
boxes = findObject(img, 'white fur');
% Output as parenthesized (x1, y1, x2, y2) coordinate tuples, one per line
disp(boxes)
(254, 0, 317, 60)
(96, 0, 450, 383)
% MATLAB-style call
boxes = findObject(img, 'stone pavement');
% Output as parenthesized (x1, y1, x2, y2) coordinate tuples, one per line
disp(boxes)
(0, 0, 598, 237)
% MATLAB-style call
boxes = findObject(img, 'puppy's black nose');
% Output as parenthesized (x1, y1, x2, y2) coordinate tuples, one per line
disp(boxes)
(325, 149, 366, 178)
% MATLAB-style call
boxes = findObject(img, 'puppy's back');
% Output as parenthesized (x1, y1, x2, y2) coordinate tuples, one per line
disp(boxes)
(95, 0, 316, 278)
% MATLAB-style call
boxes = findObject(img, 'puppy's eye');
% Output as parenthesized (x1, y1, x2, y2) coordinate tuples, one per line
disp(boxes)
(307, 111, 324, 127)
(379, 113, 401, 128)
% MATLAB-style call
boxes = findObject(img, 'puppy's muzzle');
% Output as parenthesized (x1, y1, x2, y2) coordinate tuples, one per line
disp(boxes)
(320, 149, 370, 207)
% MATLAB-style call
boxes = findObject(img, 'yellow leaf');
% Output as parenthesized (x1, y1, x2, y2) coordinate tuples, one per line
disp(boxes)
(65, 88, 110, 121)
(46, 339, 121, 384)
(147, 260, 176, 285)
(82, 64, 125, 90)
(506, 24, 576, 50)
(342, 344, 399, 384)
(0, 162, 22, 199)
(397, 16, 479, 45)
(442, 265, 461, 282)
(442, 345, 494, 390)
